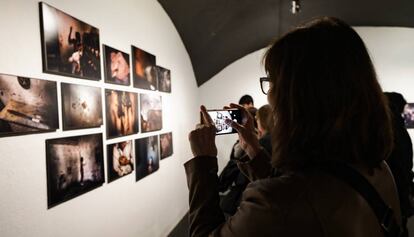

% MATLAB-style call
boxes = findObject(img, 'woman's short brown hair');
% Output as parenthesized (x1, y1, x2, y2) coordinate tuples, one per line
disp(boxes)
(263, 17, 392, 170)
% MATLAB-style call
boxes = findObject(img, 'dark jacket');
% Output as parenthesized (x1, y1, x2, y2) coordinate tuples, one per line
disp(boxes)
(218, 135, 272, 216)
(185, 150, 401, 237)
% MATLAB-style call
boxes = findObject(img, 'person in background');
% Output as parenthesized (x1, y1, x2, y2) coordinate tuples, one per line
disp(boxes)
(238, 95, 254, 109)
(255, 104, 273, 153)
(185, 17, 402, 236)
(384, 92, 414, 237)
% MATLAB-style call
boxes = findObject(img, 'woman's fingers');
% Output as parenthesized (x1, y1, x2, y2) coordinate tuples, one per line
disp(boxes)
(200, 105, 214, 126)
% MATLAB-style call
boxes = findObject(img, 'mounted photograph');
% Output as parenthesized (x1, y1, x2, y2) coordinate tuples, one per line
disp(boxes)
(103, 45, 131, 86)
(0, 73, 58, 137)
(159, 132, 173, 159)
(39, 2, 101, 80)
(156, 66, 171, 93)
(61, 83, 102, 130)
(135, 135, 159, 182)
(107, 140, 134, 183)
(132, 46, 157, 90)
(140, 93, 162, 132)
(46, 133, 104, 208)
(105, 89, 138, 139)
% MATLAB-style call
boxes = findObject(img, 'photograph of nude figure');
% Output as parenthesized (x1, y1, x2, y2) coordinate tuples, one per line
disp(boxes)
(39, 2, 101, 80)
(105, 89, 138, 139)
(46, 133, 104, 208)
(0, 73, 58, 137)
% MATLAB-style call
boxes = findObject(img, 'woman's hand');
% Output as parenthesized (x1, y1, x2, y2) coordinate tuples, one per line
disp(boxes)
(188, 105, 218, 157)
(225, 103, 262, 159)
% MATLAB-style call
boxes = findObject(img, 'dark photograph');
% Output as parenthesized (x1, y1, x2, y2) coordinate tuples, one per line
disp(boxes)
(132, 46, 157, 90)
(39, 2, 101, 80)
(156, 66, 171, 93)
(160, 132, 173, 159)
(140, 94, 162, 132)
(61, 83, 102, 130)
(0, 73, 58, 137)
(403, 103, 414, 128)
(46, 133, 104, 208)
(135, 135, 159, 181)
(103, 45, 131, 86)
(107, 140, 134, 183)
(105, 89, 138, 139)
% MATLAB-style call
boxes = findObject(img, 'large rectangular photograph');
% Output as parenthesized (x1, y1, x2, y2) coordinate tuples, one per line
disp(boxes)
(46, 133, 104, 208)
(105, 89, 138, 139)
(0, 73, 58, 137)
(156, 66, 171, 93)
(132, 46, 157, 90)
(61, 83, 102, 130)
(160, 132, 173, 159)
(135, 135, 159, 181)
(140, 94, 162, 132)
(103, 45, 131, 86)
(39, 2, 101, 80)
(107, 140, 134, 183)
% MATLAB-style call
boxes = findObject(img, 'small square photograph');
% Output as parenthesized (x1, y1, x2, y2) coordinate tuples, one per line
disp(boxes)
(39, 2, 101, 80)
(107, 140, 134, 183)
(105, 89, 138, 139)
(132, 46, 157, 90)
(46, 133, 104, 208)
(160, 132, 173, 159)
(135, 135, 159, 181)
(140, 94, 162, 133)
(103, 45, 130, 86)
(61, 83, 102, 130)
(156, 66, 171, 93)
(0, 73, 58, 137)
(403, 103, 414, 128)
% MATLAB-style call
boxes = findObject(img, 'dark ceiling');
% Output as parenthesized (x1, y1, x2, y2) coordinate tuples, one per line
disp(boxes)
(158, 0, 414, 86)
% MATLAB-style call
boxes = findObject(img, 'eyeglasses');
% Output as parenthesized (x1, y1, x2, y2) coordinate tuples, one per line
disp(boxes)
(260, 77, 270, 95)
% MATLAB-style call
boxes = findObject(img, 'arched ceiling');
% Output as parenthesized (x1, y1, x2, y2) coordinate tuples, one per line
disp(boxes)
(158, 0, 414, 86)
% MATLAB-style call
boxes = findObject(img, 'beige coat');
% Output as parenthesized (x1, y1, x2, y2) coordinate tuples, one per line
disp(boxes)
(184, 150, 401, 237)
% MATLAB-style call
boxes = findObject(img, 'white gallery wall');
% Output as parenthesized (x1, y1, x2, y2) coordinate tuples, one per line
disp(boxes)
(0, 0, 199, 237)
(199, 26, 414, 170)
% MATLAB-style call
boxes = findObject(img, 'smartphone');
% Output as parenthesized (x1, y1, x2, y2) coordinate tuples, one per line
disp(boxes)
(203, 109, 243, 135)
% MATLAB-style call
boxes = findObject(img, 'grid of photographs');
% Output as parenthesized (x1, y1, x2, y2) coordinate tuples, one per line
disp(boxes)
(135, 135, 160, 181)
(0, 73, 59, 137)
(39, 2, 101, 80)
(103, 45, 131, 86)
(105, 89, 139, 139)
(107, 140, 134, 183)
(46, 133, 104, 208)
(132, 46, 157, 90)
(160, 132, 173, 159)
(140, 94, 162, 133)
(0, 3, 180, 208)
(61, 83, 102, 130)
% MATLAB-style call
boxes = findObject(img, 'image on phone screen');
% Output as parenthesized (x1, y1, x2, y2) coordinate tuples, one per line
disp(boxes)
(206, 109, 242, 135)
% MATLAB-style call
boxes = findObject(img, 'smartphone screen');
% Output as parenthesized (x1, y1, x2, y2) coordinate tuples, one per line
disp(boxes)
(204, 109, 242, 135)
